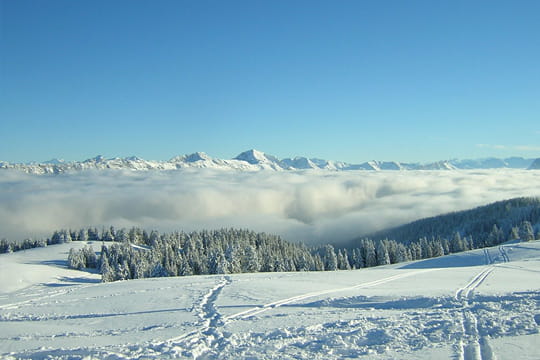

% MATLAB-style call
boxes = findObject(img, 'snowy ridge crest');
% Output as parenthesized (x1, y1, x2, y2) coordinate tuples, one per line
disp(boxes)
(0, 150, 537, 174)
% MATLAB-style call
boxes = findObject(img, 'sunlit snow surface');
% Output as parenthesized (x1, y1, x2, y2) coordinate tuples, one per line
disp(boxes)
(1, 241, 539, 359)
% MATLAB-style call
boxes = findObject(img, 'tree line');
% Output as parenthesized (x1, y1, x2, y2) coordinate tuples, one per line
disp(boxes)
(359, 197, 540, 247)
(65, 217, 536, 282)
(1, 197, 538, 283)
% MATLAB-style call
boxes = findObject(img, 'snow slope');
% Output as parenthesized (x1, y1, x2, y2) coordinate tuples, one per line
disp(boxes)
(1, 241, 539, 359)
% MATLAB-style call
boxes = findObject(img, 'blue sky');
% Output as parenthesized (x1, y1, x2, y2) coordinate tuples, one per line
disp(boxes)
(1, 0, 539, 163)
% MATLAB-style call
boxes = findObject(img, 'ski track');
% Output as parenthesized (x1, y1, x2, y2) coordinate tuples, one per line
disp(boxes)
(142, 268, 440, 359)
(4, 243, 540, 359)
(454, 252, 496, 360)
(498, 245, 510, 263)
(227, 268, 439, 321)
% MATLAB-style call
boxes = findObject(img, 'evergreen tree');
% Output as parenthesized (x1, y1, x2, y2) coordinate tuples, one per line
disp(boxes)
(0, 239, 12, 253)
(150, 263, 168, 278)
(351, 248, 364, 269)
(322, 244, 338, 271)
(88, 228, 100, 242)
(312, 255, 324, 271)
(100, 256, 114, 282)
(420, 237, 432, 258)
(519, 221, 535, 241)
(68, 248, 85, 269)
(450, 232, 464, 253)
(487, 224, 502, 246)
(208, 250, 229, 274)
(225, 244, 241, 273)
(431, 239, 444, 257)
(50, 231, 62, 244)
(509, 226, 520, 240)
(115, 260, 131, 280)
(395, 244, 408, 263)
(363, 239, 377, 267)
(83, 246, 97, 268)
(78, 228, 88, 242)
(60, 230, 72, 243)
(376, 241, 390, 266)
(243, 245, 260, 273)
(101, 227, 115, 242)
(178, 255, 193, 276)
(337, 249, 351, 270)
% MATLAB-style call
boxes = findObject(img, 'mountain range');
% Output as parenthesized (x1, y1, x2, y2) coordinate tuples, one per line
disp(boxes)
(0, 149, 538, 174)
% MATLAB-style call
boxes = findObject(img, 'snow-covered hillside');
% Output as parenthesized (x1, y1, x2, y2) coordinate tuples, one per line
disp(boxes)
(0, 150, 536, 174)
(1, 241, 539, 359)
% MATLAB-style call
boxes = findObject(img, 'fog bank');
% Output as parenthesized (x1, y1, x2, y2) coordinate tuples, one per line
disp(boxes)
(1, 169, 539, 244)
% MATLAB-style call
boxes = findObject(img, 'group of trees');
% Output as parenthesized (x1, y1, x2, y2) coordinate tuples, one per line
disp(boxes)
(67, 245, 97, 269)
(61, 218, 538, 282)
(89, 228, 324, 282)
(346, 220, 536, 268)
(1, 197, 539, 283)
(0, 228, 83, 254)
(362, 197, 540, 247)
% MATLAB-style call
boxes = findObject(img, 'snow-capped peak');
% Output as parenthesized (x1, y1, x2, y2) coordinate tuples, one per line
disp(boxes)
(234, 149, 278, 165)
(419, 160, 457, 170)
(280, 157, 318, 170)
(233, 150, 283, 170)
(84, 155, 106, 163)
(43, 158, 66, 164)
(125, 156, 143, 162)
(170, 152, 211, 163)
(0, 151, 537, 174)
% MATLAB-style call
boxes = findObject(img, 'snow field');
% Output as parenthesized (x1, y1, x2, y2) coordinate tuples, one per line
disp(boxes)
(0, 241, 539, 359)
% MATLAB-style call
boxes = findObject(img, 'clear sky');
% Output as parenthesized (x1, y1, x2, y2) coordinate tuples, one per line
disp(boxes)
(1, 0, 539, 163)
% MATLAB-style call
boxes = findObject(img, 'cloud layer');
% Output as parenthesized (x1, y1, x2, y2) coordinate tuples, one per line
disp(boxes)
(1, 169, 540, 244)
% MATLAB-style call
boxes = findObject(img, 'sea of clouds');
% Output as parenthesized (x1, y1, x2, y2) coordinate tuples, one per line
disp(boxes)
(1, 169, 539, 244)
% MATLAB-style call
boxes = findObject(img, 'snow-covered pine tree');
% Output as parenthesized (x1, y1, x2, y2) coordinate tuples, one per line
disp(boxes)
(82, 246, 97, 268)
(337, 249, 351, 270)
(78, 228, 88, 242)
(519, 221, 535, 241)
(0, 239, 12, 253)
(450, 232, 464, 253)
(509, 226, 520, 241)
(486, 224, 503, 246)
(350, 247, 364, 269)
(376, 241, 390, 265)
(322, 244, 338, 271)
(243, 245, 260, 273)
(100, 256, 114, 282)
(363, 239, 377, 267)
(68, 248, 84, 269)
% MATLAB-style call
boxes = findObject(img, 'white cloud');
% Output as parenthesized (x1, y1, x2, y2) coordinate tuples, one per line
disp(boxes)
(476, 144, 507, 150)
(1, 169, 540, 244)
(515, 145, 540, 152)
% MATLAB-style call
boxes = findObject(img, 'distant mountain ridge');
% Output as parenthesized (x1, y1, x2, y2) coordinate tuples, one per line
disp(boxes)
(528, 158, 540, 170)
(0, 150, 537, 174)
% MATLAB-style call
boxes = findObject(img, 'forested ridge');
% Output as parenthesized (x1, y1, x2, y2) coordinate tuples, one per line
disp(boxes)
(357, 197, 540, 246)
(1, 197, 539, 283)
